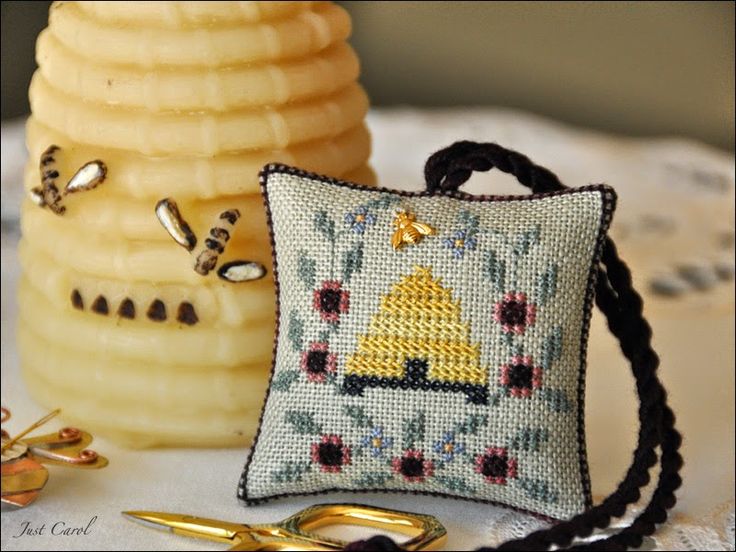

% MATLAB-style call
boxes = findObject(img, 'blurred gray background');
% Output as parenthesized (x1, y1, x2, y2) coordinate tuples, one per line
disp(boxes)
(2, 1, 734, 150)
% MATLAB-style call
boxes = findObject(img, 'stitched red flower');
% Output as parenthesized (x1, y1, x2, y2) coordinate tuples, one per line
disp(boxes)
(499, 355, 543, 397)
(313, 281, 350, 323)
(300, 342, 337, 383)
(311, 435, 351, 473)
(493, 292, 536, 334)
(475, 447, 518, 485)
(391, 449, 434, 483)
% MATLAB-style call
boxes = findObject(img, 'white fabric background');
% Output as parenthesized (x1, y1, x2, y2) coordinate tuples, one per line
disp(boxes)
(2, 108, 734, 550)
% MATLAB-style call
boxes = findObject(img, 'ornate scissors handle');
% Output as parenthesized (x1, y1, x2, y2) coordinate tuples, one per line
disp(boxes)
(123, 503, 446, 551)
(235, 503, 446, 551)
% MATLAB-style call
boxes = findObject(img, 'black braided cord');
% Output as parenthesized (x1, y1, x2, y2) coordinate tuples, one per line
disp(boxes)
(345, 142, 683, 551)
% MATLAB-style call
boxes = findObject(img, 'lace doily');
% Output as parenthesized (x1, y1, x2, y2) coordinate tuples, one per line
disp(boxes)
(483, 500, 735, 550)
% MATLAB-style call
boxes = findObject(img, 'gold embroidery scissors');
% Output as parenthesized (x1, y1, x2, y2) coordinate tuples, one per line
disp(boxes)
(123, 503, 447, 550)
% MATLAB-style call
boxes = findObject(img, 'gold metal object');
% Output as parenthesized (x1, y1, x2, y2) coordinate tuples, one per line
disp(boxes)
(123, 503, 447, 551)
(391, 209, 436, 250)
(0, 408, 60, 453)
(1, 407, 108, 508)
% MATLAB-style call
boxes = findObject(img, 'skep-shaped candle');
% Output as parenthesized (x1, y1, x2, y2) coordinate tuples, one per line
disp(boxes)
(20, 1, 374, 447)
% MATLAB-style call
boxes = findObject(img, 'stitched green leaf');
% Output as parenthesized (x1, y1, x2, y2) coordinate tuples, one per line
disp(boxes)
(517, 478, 559, 503)
(455, 414, 488, 435)
(343, 405, 374, 428)
(535, 263, 559, 305)
(458, 210, 480, 233)
(542, 388, 572, 413)
(353, 472, 393, 486)
(484, 249, 506, 292)
(365, 196, 400, 210)
(284, 411, 322, 434)
(435, 476, 476, 494)
(287, 311, 304, 352)
(271, 462, 311, 483)
(272, 370, 300, 392)
(297, 252, 316, 289)
(540, 327, 563, 369)
(341, 241, 364, 283)
(502, 332, 514, 347)
(509, 428, 550, 451)
(511, 342, 525, 357)
(513, 225, 540, 256)
(314, 210, 335, 242)
(489, 392, 502, 407)
(402, 411, 426, 449)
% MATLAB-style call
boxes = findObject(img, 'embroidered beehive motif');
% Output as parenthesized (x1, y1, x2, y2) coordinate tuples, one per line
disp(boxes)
(343, 266, 489, 404)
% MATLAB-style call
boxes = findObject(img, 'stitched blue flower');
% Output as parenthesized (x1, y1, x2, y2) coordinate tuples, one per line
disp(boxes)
(344, 206, 377, 234)
(361, 427, 393, 457)
(442, 229, 477, 259)
(433, 431, 466, 462)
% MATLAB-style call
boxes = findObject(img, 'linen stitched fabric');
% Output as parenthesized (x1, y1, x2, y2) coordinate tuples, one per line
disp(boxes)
(240, 165, 616, 519)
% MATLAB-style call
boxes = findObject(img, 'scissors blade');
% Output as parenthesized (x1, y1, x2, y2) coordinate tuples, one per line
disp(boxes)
(122, 511, 249, 544)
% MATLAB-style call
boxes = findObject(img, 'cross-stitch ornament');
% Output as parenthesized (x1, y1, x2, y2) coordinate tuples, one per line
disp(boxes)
(241, 141, 683, 551)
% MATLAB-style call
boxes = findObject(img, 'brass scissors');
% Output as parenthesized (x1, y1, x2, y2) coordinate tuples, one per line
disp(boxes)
(123, 503, 446, 551)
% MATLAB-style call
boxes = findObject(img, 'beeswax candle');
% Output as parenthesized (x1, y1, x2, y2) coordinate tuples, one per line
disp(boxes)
(20, 1, 374, 447)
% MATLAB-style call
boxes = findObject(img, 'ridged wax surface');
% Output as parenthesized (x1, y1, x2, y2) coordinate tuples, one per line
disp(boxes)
(20, 0, 374, 447)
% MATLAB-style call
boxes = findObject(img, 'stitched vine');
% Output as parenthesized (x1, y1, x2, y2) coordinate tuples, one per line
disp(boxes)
(444, 208, 570, 413)
(345, 141, 682, 551)
(242, 161, 617, 525)
(271, 405, 559, 504)
(275, 196, 400, 393)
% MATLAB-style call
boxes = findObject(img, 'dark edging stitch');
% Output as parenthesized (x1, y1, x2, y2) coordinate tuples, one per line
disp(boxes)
(256, 162, 611, 204)
(576, 187, 617, 510)
(239, 162, 616, 520)
(349, 142, 681, 550)
(237, 165, 283, 506)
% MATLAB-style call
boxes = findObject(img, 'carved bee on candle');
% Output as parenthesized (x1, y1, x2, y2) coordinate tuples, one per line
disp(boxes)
(391, 209, 436, 250)
(29, 145, 107, 215)
(66, 198, 268, 324)
(30, 146, 267, 325)
(155, 197, 267, 283)
(1, 407, 108, 508)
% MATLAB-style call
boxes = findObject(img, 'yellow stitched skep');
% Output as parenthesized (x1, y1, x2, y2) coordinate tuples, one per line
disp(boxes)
(345, 266, 486, 386)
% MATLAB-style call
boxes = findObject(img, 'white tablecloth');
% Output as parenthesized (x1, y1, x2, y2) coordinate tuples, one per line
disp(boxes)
(2, 108, 734, 550)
